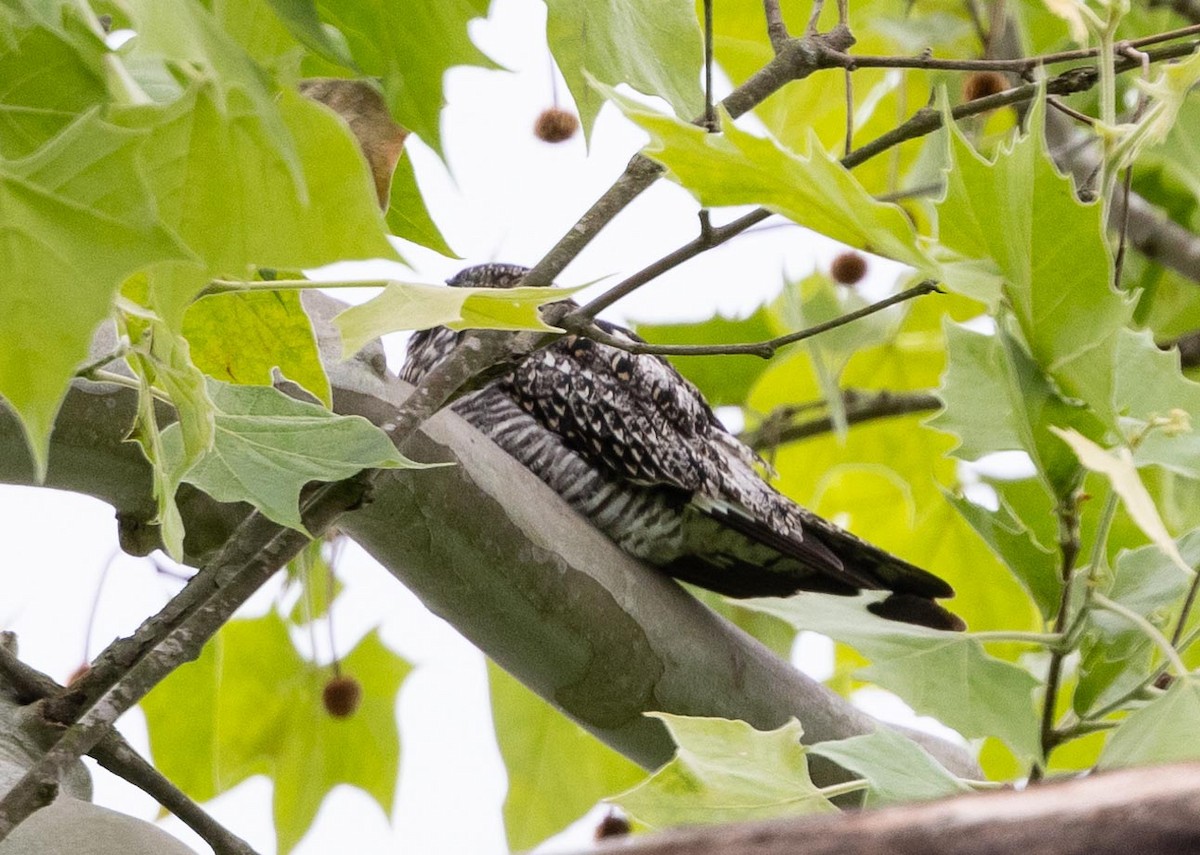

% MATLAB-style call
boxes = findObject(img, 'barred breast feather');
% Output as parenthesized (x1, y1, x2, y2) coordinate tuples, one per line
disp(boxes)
(401, 263, 963, 631)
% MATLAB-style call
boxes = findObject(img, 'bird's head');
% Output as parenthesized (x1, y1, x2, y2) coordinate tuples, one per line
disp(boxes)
(447, 263, 533, 289)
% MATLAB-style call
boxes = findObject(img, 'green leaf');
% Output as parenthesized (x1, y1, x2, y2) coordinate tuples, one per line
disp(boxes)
(810, 728, 970, 807)
(547, 0, 703, 141)
(183, 287, 332, 407)
(488, 661, 644, 851)
(603, 85, 931, 270)
(312, 0, 494, 155)
(945, 491, 1061, 620)
(162, 380, 427, 532)
(930, 322, 1103, 495)
(0, 112, 188, 475)
(635, 305, 775, 407)
(1115, 329, 1200, 479)
(935, 97, 1132, 420)
(1098, 676, 1200, 769)
(263, 0, 356, 68)
(1050, 427, 1191, 578)
(386, 149, 457, 257)
(0, 4, 109, 158)
(614, 715, 837, 828)
(336, 283, 581, 358)
(142, 614, 410, 855)
(115, 84, 397, 300)
(742, 594, 1042, 758)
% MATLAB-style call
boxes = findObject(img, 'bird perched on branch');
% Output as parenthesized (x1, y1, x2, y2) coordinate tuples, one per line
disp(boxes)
(401, 263, 963, 631)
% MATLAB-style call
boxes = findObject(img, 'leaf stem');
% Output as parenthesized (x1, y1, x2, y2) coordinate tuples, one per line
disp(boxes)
(1093, 592, 1189, 676)
(818, 778, 870, 799)
(969, 631, 1065, 647)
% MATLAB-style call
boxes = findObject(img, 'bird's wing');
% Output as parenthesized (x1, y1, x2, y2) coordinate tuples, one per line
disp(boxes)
(507, 327, 896, 587)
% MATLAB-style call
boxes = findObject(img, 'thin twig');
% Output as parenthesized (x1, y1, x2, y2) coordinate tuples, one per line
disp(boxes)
(0, 642, 260, 855)
(1047, 96, 1096, 127)
(1170, 566, 1200, 647)
(764, 0, 790, 54)
(844, 68, 854, 155)
(805, 0, 826, 37)
(821, 25, 1200, 72)
(1032, 494, 1082, 781)
(704, 0, 716, 130)
(569, 281, 939, 360)
(742, 390, 942, 450)
(1114, 165, 1135, 288)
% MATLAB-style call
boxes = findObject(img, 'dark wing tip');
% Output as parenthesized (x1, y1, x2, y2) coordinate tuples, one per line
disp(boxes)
(867, 593, 966, 631)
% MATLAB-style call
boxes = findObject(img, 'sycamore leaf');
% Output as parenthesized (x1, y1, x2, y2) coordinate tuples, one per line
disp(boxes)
(0, 7, 109, 159)
(945, 492, 1061, 620)
(601, 83, 932, 271)
(386, 149, 457, 257)
(142, 615, 410, 855)
(0, 112, 189, 476)
(262, 0, 356, 68)
(336, 283, 581, 358)
(114, 85, 397, 320)
(163, 380, 428, 533)
(546, 0, 703, 141)
(810, 728, 970, 807)
(935, 97, 1131, 422)
(614, 715, 837, 828)
(488, 661, 643, 851)
(1098, 676, 1200, 769)
(312, 0, 494, 155)
(183, 287, 332, 407)
(742, 594, 1042, 758)
(930, 322, 1104, 496)
(1115, 329, 1200, 479)
(1050, 427, 1191, 578)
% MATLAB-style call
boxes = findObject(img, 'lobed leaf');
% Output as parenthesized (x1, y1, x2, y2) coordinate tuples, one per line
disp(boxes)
(336, 282, 581, 358)
(614, 715, 836, 828)
(142, 614, 410, 855)
(810, 728, 971, 807)
(546, 0, 703, 142)
(162, 380, 428, 533)
(742, 594, 1042, 758)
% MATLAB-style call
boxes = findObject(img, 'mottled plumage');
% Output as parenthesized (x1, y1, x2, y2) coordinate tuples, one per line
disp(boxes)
(402, 264, 963, 631)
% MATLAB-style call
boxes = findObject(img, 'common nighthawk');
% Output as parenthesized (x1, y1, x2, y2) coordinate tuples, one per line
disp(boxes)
(402, 263, 963, 631)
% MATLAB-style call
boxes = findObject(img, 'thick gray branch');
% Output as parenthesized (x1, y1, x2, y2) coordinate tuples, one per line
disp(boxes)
(565, 761, 1200, 855)
(0, 293, 978, 788)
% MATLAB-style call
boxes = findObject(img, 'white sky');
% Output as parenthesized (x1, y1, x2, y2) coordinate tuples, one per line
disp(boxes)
(0, 0, 951, 852)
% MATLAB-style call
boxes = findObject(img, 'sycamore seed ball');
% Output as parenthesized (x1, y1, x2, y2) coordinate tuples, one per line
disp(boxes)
(830, 251, 868, 286)
(323, 674, 363, 718)
(534, 107, 580, 143)
(963, 71, 1008, 103)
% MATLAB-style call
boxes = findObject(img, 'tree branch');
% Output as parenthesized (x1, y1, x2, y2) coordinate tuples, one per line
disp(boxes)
(0, 294, 982, 808)
(0, 637, 259, 855)
(743, 390, 943, 450)
(569, 281, 940, 359)
(561, 761, 1200, 855)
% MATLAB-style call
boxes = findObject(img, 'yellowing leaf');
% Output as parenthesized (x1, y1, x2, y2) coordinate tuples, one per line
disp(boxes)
(1050, 426, 1191, 577)
(335, 283, 581, 358)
